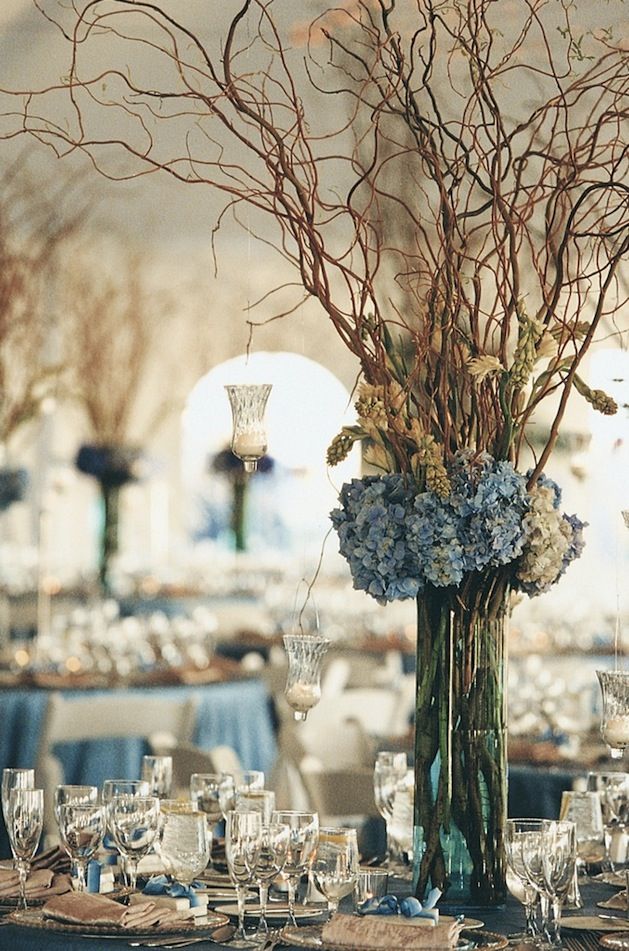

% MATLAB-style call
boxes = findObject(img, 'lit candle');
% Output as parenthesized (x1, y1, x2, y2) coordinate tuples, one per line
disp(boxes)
(232, 432, 266, 459)
(285, 681, 321, 716)
(603, 716, 629, 749)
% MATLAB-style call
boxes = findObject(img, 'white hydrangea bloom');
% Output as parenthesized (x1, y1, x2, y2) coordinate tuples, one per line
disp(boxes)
(516, 485, 571, 591)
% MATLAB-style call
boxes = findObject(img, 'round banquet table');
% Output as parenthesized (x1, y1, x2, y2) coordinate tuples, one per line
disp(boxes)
(0, 677, 277, 854)
(0, 877, 621, 950)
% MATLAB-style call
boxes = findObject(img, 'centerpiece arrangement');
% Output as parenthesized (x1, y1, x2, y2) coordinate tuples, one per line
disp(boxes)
(4, 0, 626, 908)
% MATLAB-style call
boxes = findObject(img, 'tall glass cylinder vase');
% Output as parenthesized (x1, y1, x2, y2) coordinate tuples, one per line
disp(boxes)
(413, 572, 509, 911)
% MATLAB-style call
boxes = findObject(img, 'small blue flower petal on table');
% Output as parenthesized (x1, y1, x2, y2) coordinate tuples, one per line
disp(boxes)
(359, 888, 442, 920)
(143, 874, 205, 907)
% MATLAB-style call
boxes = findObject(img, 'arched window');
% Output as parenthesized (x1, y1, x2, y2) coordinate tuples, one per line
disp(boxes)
(181, 352, 361, 570)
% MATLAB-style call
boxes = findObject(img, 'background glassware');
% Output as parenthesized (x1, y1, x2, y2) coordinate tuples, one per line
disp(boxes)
(282, 634, 330, 721)
(505, 818, 546, 944)
(354, 867, 389, 910)
(219, 774, 237, 818)
(102, 779, 150, 807)
(190, 772, 224, 840)
(7, 787, 44, 909)
(539, 820, 577, 947)
(225, 809, 263, 948)
(1, 768, 35, 835)
(237, 770, 265, 792)
(252, 821, 290, 938)
(141, 755, 173, 800)
(58, 801, 105, 892)
(159, 799, 200, 816)
(109, 794, 160, 890)
(559, 790, 605, 863)
(158, 811, 211, 886)
(271, 809, 319, 926)
(235, 789, 276, 824)
(54, 784, 98, 825)
(312, 827, 359, 917)
(388, 768, 414, 875)
(225, 383, 272, 473)
(586, 772, 629, 870)
(373, 751, 407, 866)
(597, 670, 629, 758)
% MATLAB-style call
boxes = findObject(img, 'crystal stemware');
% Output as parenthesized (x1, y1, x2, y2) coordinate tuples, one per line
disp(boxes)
(373, 751, 408, 867)
(158, 811, 211, 886)
(7, 787, 44, 909)
(586, 772, 629, 870)
(141, 755, 173, 800)
(58, 801, 105, 892)
(235, 789, 276, 824)
(225, 383, 272, 473)
(109, 795, 160, 890)
(225, 809, 263, 948)
(539, 820, 577, 947)
(312, 827, 360, 917)
(252, 821, 290, 938)
(54, 784, 98, 825)
(283, 634, 330, 721)
(597, 670, 629, 758)
(1, 768, 35, 838)
(271, 809, 319, 926)
(505, 818, 546, 945)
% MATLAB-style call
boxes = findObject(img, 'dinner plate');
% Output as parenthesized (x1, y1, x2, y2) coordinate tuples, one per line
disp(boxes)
(203, 887, 257, 901)
(280, 924, 507, 950)
(561, 916, 629, 933)
(214, 901, 328, 922)
(601, 935, 629, 949)
(8, 907, 229, 938)
(598, 894, 629, 912)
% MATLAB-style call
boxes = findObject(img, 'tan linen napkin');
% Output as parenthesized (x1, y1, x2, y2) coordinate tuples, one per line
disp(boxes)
(322, 914, 461, 949)
(0, 868, 71, 899)
(43, 892, 185, 930)
(32, 846, 71, 872)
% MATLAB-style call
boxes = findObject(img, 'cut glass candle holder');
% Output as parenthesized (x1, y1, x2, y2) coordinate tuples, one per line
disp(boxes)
(283, 633, 330, 721)
(225, 384, 272, 473)
(597, 669, 629, 759)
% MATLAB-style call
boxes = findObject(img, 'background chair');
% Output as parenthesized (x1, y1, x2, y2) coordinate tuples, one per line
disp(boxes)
(36, 690, 198, 838)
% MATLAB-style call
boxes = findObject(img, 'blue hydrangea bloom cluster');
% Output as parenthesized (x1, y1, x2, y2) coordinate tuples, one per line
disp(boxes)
(331, 453, 586, 603)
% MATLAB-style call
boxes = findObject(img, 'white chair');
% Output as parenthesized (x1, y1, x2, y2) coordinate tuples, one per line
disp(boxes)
(36, 691, 198, 837)
(299, 755, 380, 824)
(150, 739, 245, 797)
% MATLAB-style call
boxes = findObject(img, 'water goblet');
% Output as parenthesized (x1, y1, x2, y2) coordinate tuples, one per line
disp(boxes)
(225, 383, 272, 473)
(373, 752, 407, 867)
(158, 811, 211, 886)
(312, 827, 359, 917)
(252, 821, 290, 938)
(57, 801, 105, 892)
(235, 789, 276, 824)
(225, 809, 263, 948)
(102, 779, 150, 809)
(283, 634, 330, 721)
(141, 755, 173, 800)
(271, 809, 319, 926)
(539, 819, 577, 947)
(7, 787, 44, 909)
(109, 795, 160, 890)
(505, 818, 546, 944)
(237, 770, 265, 792)
(597, 670, 629, 759)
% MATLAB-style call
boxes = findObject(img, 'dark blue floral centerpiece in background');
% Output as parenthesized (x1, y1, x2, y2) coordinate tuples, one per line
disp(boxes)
(0, 467, 28, 513)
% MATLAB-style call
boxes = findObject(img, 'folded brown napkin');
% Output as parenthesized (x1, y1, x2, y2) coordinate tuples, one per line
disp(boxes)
(32, 846, 71, 873)
(0, 868, 72, 900)
(43, 892, 186, 930)
(322, 914, 461, 949)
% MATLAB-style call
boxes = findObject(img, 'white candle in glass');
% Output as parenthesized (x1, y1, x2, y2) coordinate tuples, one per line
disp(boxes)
(232, 432, 267, 459)
(603, 716, 629, 748)
(285, 681, 321, 715)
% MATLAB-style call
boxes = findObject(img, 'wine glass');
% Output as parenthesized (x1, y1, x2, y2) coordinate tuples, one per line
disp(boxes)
(312, 827, 360, 917)
(7, 787, 44, 909)
(102, 779, 150, 810)
(235, 789, 276, 824)
(219, 774, 237, 818)
(225, 810, 263, 948)
(539, 820, 577, 947)
(54, 784, 98, 825)
(1, 768, 35, 842)
(190, 773, 223, 829)
(505, 818, 546, 944)
(158, 811, 211, 886)
(109, 795, 160, 890)
(57, 801, 105, 892)
(271, 810, 319, 926)
(252, 821, 290, 938)
(237, 770, 265, 792)
(373, 752, 407, 866)
(141, 755, 173, 800)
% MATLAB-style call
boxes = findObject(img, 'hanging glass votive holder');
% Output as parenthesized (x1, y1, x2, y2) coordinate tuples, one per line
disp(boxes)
(283, 633, 330, 721)
(597, 670, 629, 759)
(225, 384, 272, 473)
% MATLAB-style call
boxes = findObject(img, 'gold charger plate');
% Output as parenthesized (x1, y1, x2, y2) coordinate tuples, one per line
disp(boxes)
(561, 917, 629, 933)
(600, 935, 629, 949)
(280, 924, 506, 950)
(214, 901, 327, 922)
(8, 907, 229, 938)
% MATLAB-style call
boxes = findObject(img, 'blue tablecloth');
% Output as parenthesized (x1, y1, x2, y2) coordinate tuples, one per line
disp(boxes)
(0, 677, 277, 853)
